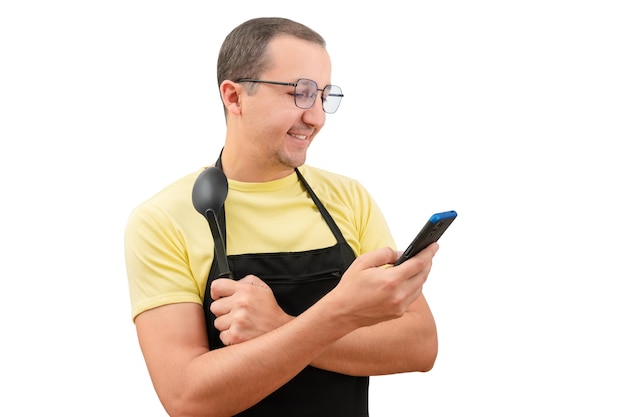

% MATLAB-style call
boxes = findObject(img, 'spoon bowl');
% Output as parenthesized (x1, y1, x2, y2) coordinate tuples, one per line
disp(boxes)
(192, 167, 229, 216)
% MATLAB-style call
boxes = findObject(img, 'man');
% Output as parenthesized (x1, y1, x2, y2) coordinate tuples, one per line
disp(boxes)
(125, 17, 439, 417)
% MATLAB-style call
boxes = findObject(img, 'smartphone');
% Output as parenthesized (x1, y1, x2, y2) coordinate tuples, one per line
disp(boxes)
(394, 210, 457, 266)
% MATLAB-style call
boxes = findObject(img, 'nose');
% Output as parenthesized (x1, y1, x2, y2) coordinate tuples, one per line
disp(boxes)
(302, 94, 326, 127)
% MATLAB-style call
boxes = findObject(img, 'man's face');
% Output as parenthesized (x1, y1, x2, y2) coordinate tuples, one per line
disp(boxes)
(239, 35, 332, 172)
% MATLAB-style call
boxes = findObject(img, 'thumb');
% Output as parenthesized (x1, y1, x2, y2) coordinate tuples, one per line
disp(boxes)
(351, 247, 398, 270)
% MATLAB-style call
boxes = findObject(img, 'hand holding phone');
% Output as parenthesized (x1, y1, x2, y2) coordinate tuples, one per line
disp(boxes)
(394, 210, 457, 266)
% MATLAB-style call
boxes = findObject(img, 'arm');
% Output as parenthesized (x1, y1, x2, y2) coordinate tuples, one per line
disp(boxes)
(309, 293, 437, 376)
(135, 245, 435, 417)
(135, 302, 345, 417)
(209, 243, 439, 378)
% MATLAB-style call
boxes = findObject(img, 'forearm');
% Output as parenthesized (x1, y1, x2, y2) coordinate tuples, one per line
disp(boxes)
(310, 297, 438, 376)
(163, 301, 357, 417)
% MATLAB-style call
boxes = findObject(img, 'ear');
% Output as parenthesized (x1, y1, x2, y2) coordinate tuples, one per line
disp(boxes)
(220, 80, 243, 116)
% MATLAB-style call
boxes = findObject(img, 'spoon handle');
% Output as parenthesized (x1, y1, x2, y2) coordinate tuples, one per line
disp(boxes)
(206, 209, 233, 278)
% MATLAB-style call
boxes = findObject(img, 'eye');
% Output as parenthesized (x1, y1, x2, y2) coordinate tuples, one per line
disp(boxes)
(296, 86, 316, 98)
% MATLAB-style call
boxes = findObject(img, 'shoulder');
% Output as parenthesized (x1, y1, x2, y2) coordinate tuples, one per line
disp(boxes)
(298, 165, 394, 254)
(142, 169, 202, 209)
(126, 168, 206, 233)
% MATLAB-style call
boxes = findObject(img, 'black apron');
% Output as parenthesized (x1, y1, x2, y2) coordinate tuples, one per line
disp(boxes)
(202, 158, 368, 417)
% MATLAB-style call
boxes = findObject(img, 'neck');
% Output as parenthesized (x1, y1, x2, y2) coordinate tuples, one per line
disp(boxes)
(219, 146, 296, 182)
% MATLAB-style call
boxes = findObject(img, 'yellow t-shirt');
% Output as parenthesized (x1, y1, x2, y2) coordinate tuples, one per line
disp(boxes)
(124, 165, 395, 321)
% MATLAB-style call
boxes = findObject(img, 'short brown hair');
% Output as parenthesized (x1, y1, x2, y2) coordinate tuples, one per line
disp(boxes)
(217, 17, 326, 88)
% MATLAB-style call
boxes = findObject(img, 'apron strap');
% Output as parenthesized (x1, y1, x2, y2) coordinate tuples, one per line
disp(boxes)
(207, 150, 356, 279)
(294, 167, 355, 266)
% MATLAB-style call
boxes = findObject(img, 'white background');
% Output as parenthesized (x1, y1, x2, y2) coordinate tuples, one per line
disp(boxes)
(1, 1, 625, 416)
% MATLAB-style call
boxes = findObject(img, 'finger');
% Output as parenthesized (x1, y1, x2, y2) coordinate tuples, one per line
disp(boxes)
(209, 296, 231, 317)
(210, 278, 238, 300)
(395, 242, 439, 267)
(220, 329, 233, 346)
(213, 310, 231, 332)
(239, 275, 269, 289)
(423, 242, 440, 257)
(395, 242, 438, 279)
(218, 321, 245, 346)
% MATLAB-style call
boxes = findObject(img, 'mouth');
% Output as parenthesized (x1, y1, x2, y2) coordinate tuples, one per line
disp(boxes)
(288, 133, 308, 140)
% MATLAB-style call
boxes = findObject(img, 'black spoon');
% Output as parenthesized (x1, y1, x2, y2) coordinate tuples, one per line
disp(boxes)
(192, 167, 233, 278)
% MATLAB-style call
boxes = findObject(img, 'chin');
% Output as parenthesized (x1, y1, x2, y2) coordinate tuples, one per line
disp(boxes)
(280, 148, 308, 168)
(288, 156, 307, 169)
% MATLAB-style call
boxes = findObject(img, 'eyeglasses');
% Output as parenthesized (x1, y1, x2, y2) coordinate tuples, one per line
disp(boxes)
(235, 78, 343, 114)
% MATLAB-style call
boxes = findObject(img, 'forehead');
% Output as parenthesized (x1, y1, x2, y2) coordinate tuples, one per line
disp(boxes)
(263, 35, 332, 84)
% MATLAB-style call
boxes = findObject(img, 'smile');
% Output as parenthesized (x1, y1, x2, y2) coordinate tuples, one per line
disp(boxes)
(289, 133, 308, 140)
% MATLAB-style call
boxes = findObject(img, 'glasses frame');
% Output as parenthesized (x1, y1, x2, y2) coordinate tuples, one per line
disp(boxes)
(235, 78, 343, 114)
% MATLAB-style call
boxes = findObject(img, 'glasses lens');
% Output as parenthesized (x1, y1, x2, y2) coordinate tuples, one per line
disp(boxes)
(294, 79, 318, 110)
(322, 85, 343, 114)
